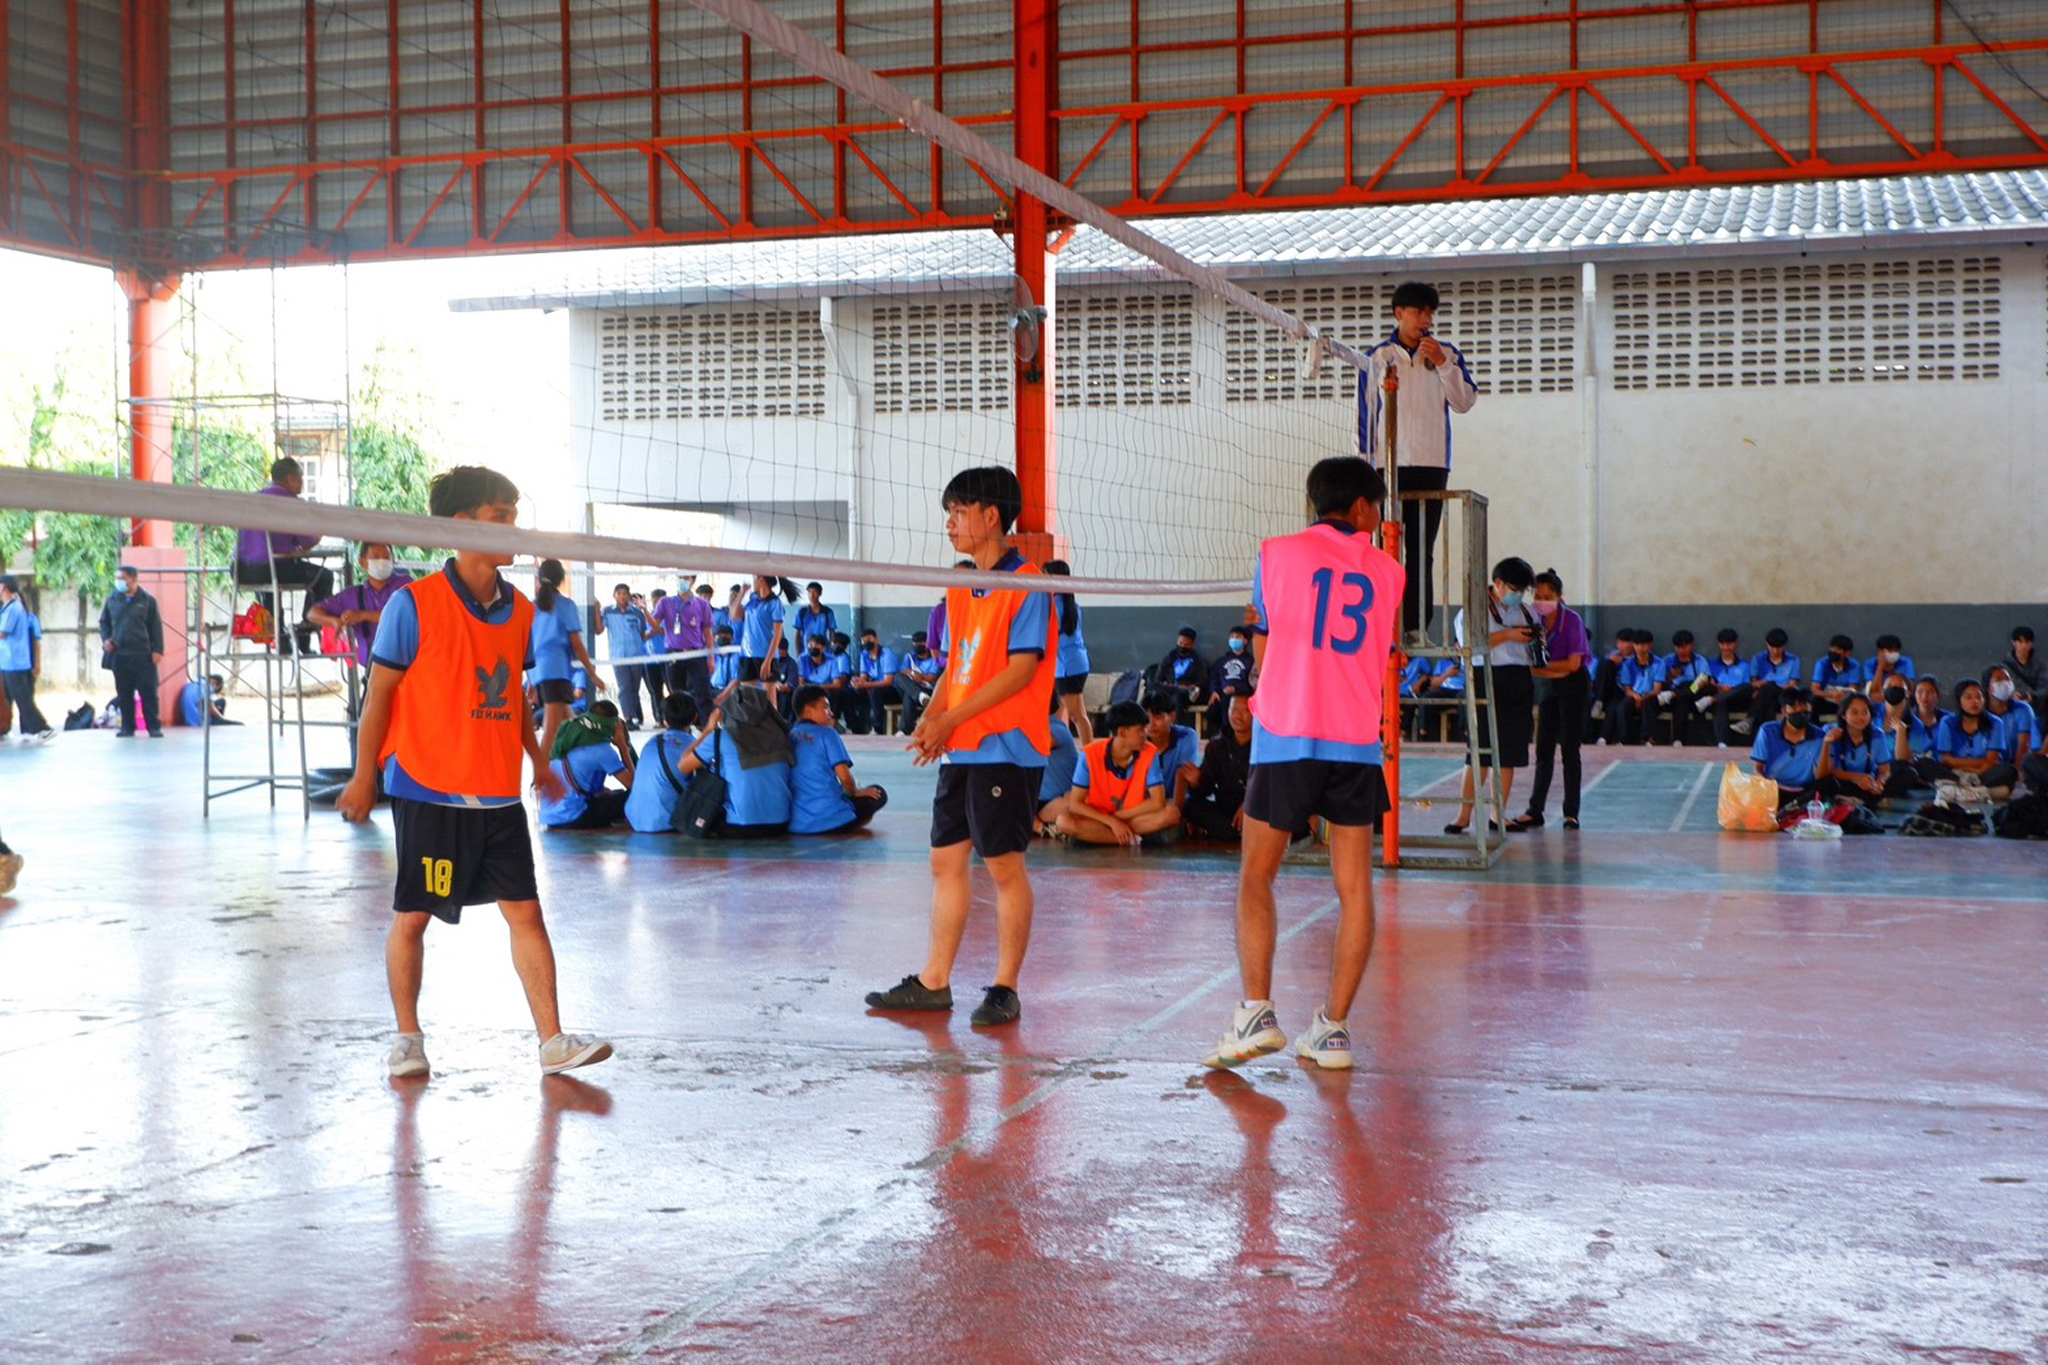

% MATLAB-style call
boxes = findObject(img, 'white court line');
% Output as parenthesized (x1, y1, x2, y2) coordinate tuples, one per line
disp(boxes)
(1669, 762, 1717, 832)
(1577, 757, 1624, 795)
(602, 898, 1346, 1359)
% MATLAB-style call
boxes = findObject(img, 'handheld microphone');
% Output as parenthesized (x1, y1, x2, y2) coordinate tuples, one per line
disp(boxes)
(1419, 328, 1438, 371)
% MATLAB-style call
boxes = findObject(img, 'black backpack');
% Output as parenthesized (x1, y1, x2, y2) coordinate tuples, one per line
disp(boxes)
(1993, 793, 2048, 840)
(62, 703, 96, 732)
(1107, 669, 1144, 707)
(666, 730, 728, 838)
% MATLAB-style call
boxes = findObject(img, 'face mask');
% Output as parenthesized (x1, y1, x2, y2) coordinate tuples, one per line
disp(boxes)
(119, 580, 134, 595)
(366, 559, 394, 580)
(1881, 650, 1900, 665)
(1178, 645, 1194, 657)
(1991, 680, 2015, 702)
(1499, 589, 1523, 609)
(809, 647, 824, 659)
(1830, 652, 1847, 665)
(1228, 638, 1246, 653)
(1529, 598, 1558, 619)
(1884, 686, 1907, 707)
(1783, 712, 1808, 730)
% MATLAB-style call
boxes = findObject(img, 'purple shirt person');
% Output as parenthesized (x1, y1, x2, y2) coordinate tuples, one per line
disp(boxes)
(235, 482, 321, 567)
(307, 542, 414, 668)
(654, 586, 716, 652)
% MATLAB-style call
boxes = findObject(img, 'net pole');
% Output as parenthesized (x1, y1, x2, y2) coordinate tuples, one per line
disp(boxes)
(1381, 378, 1404, 867)
(1011, 0, 1059, 558)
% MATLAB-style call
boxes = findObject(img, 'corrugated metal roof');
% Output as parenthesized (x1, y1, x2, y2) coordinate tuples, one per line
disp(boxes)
(452, 171, 2048, 312)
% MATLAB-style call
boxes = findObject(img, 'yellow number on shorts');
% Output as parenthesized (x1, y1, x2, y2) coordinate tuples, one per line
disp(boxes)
(420, 857, 453, 898)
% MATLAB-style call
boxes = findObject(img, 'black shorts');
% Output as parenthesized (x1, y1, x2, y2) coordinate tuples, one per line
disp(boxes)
(1056, 673, 1087, 697)
(1245, 760, 1389, 831)
(391, 798, 539, 923)
(932, 762, 1037, 858)
(535, 679, 575, 705)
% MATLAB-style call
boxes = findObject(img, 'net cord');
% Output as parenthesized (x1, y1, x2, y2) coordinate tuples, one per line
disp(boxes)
(686, 0, 1374, 376)
(0, 468, 1252, 597)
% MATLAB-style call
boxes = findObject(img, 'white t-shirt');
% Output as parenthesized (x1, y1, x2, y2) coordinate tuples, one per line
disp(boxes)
(1454, 599, 1536, 667)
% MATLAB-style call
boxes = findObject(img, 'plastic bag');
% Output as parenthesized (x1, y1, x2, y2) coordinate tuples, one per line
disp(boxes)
(1717, 762, 1780, 833)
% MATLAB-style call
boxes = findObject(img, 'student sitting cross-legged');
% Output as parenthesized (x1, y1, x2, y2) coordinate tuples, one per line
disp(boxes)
(1982, 663, 2039, 766)
(1888, 674, 1950, 787)
(789, 686, 888, 835)
(1143, 690, 1204, 812)
(624, 691, 710, 833)
(538, 700, 637, 830)
(1815, 693, 1904, 804)
(1751, 685, 1825, 811)
(1932, 679, 2018, 795)
(703, 681, 797, 837)
(1057, 701, 1181, 847)
(1184, 694, 1254, 841)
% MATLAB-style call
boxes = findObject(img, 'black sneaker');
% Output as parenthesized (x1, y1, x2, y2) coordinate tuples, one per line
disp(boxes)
(970, 985, 1021, 1028)
(865, 973, 952, 1011)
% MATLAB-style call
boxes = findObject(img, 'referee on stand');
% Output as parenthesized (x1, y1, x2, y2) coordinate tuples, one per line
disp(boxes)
(1359, 281, 1480, 646)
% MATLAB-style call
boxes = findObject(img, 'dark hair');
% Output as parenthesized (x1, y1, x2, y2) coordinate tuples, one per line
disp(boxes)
(588, 699, 619, 720)
(1533, 567, 1564, 596)
(2014, 625, 2035, 643)
(1838, 693, 1875, 743)
(1716, 627, 1739, 644)
(662, 691, 699, 730)
(696, 583, 714, 597)
(806, 581, 823, 595)
(429, 465, 521, 519)
(1765, 627, 1789, 648)
(1391, 281, 1440, 311)
(1828, 634, 1854, 652)
(806, 633, 828, 648)
(1779, 684, 1811, 710)
(613, 582, 630, 594)
(651, 587, 667, 602)
(1105, 700, 1148, 731)
(1491, 557, 1535, 591)
(755, 574, 801, 604)
(714, 625, 733, 641)
(1177, 626, 1198, 642)
(830, 631, 851, 649)
(860, 626, 878, 640)
(1142, 692, 1180, 717)
(535, 557, 566, 612)
(792, 684, 830, 715)
(1875, 633, 1902, 651)
(941, 465, 1024, 533)
(1306, 456, 1385, 518)
(270, 456, 301, 482)
(1043, 559, 1080, 638)
(0, 575, 16, 595)
(912, 630, 929, 644)
(1229, 624, 1250, 640)
(1672, 629, 1695, 647)
(208, 673, 225, 686)
(1954, 678, 1988, 727)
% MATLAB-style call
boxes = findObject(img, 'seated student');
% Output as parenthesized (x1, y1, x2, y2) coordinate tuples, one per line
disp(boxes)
(704, 681, 796, 837)
(1931, 679, 2018, 794)
(176, 673, 241, 727)
(1816, 693, 1902, 803)
(788, 686, 888, 835)
(1747, 627, 1802, 733)
(1607, 629, 1663, 746)
(1153, 626, 1210, 720)
(829, 630, 854, 693)
(796, 632, 844, 705)
(1037, 696, 1082, 834)
(891, 630, 943, 734)
(1659, 629, 1710, 746)
(1983, 663, 2040, 765)
(845, 627, 898, 736)
(1142, 690, 1203, 810)
(538, 700, 636, 830)
(1700, 628, 1755, 748)
(1207, 625, 1256, 736)
(1864, 633, 1916, 699)
(623, 692, 710, 833)
(1888, 674, 1950, 786)
(1751, 685, 1825, 809)
(1056, 701, 1180, 847)
(2002, 625, 2044, 729)
(1184, 694, 1254, 841)
(1811, 634, 1864, 721)
(709, 625, 740, 690)
(1586, 625, 1632, 738)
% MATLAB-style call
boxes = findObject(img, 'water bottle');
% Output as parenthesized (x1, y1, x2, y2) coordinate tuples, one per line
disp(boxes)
(1806, 797, 1825, 824)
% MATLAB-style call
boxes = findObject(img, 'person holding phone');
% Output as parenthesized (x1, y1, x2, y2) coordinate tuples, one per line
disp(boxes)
(1444, 557, 1539, 835)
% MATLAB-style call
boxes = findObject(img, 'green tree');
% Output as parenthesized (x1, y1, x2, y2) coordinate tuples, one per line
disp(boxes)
(348, 342, 443, 560)
(172, 419, 270, 573)
(0, 376, 125, 591)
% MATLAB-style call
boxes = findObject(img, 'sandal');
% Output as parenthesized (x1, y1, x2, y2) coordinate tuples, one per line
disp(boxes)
(1443, 821, 1469, 835)
(1505, 813, 1544, 832)
(1563, 817, 1581, 830)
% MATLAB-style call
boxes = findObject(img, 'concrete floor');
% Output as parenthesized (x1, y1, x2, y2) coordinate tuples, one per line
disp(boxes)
(0, 727, 2042, 1362)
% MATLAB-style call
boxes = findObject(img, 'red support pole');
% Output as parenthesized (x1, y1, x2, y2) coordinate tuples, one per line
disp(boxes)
(1012, 0, 1060, 562)
(121, 0, 176, 546)
(120, 272, 181, 549)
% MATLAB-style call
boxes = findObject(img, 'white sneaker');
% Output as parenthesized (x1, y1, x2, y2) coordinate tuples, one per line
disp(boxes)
(31, 729, 56, 745)
(1293, 1009, 1356, 1070)
(1730, 718, 1753, 736)
(387, 1033, 430, 1078)
(0, 852, 20, 895)
(1200, 1001, 1286, 1070)
(540, 1031, 613, 1075)
(1694, 697, 1713, 714)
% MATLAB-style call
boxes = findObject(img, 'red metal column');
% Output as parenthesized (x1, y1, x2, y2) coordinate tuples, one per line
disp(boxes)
(119, 273, 181, 549)
(122, 0, 176, 547)
(1013, 0, 1058, 558)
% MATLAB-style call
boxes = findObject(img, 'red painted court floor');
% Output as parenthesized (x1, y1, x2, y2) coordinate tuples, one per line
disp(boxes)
(1, 732, 2043, 1362)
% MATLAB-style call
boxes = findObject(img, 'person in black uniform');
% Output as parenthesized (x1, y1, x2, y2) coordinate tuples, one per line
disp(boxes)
(99, 565, 165, 738)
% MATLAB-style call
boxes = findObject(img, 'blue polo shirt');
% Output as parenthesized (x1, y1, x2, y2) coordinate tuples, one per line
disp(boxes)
(1665, 653, 1708, 688)
(740, 594, 786, 657)
(1040, 718, 1079, 802)
(1935, 713, 2005, 762)
(797, 651, 841, 688)
(0, 598, 31, 671)
(1056, 605, 1090, 677)
(1706, 655, 1753, 688)
(371, 562, 534, 808)
(1399, 657, 1434, 696)
(1990, 704, 2038, 761)
(1617, 655, 1666, 695)
(855, 645, 898, 682)
(832, 650, 853, 682)
(903, 650, 942, 680)
(938, 549, 1052, 769)
(529, 595, 584, 683)
(600, 605, 651, 660)
(701, 730, 794, 826)
(1825, 729, 1892, 776)
(791, 604, 837, 649)
(1752, 721, 1824, 786)
(789, 720, 858, 834)
(712, 648, 740, 688)
(1900, 707, 1949, 757)
(1750, 651, 1802, 687)
(1812, 654, 1865, 692)
(1151, 723, 1200, 780)
(538, 743, 627, 826)
(625, 730, 697, 833)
